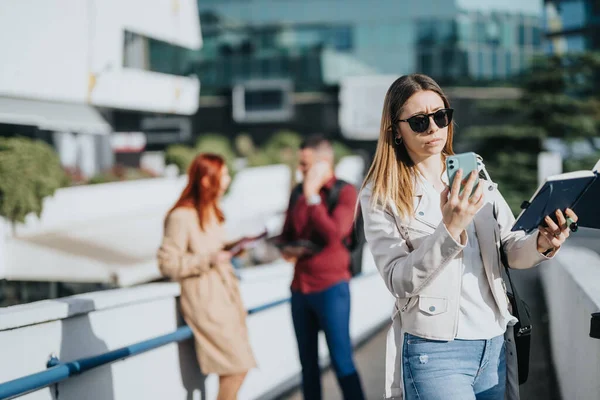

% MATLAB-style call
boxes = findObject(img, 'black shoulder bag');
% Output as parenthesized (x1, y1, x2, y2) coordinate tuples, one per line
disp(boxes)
(493, 204, 533, 385)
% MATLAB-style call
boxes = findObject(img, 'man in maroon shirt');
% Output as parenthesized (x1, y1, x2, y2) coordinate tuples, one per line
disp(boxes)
(279, 136, 365, 400)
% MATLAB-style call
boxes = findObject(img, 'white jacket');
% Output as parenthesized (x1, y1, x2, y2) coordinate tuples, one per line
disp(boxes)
(359, 176, 553, 400)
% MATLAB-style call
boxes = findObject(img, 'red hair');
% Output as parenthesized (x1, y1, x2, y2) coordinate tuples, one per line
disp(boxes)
(169, 153, 226, 230)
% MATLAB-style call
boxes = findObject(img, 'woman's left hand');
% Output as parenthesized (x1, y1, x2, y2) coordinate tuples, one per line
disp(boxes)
(537, 208, 579, 254)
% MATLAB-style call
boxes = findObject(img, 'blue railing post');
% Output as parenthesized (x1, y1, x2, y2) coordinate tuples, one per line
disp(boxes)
(46, 354, 60, 369)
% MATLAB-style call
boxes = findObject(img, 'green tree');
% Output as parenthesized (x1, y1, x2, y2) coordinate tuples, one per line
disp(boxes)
(463, 52, 600, 213)
(0, 137, 67, 233)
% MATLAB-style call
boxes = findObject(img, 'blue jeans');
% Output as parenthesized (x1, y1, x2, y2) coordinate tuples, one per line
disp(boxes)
(403, 333, 506, 400)
(291, 281, 364, 400)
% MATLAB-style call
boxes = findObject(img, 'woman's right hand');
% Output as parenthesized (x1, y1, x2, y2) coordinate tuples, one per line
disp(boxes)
(440, 169, 485, 242)
(211, 250, 232, 266)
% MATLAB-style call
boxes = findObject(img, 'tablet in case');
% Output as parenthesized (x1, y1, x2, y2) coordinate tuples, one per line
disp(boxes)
(512, 169, 599, 233)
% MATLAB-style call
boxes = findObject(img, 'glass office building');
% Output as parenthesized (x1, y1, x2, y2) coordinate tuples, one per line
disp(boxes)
(544, 0, 600, 53)
(180, 0, 542, 94)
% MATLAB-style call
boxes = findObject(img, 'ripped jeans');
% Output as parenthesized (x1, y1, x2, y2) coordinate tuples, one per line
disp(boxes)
(402, 333, 506, 400)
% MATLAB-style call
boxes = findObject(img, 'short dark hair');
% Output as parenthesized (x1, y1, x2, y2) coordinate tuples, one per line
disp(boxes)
(300, 135, 331, 150)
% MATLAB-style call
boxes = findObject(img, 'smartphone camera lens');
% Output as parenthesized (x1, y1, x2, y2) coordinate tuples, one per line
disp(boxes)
(449, 160, 454, 164)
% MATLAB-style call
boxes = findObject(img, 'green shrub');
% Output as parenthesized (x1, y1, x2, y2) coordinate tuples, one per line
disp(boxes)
(87, 166, 157, 185)
(234, 133, 255, 158)
(166, 132, 357, 180)
(246, 151, 273, 167)
(258, 130, 301, 166)
(164, 144, 198, 174)
(195, 134, 236, 164)
(0, 137, 67, 229)
(165, 134, 237, 176)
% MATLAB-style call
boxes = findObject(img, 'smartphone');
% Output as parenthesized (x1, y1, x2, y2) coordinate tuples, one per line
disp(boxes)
(446, 152, 480, 196)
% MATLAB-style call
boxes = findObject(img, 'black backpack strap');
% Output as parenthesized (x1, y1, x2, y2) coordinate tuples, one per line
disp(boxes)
(326, 179, 348, 213)
(289, 183, 304, 209)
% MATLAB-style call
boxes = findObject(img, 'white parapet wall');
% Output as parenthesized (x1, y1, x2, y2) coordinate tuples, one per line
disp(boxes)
(0, 254, 393, 400)
(0, 164, 293, 284)
(540, 246, 600, 400)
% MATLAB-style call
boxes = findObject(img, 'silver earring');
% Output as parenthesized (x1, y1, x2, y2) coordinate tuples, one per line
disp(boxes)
(394, 136, 403, 145)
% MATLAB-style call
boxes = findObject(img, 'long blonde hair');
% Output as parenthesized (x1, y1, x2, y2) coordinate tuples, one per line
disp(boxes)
(361, 74, 454, 219)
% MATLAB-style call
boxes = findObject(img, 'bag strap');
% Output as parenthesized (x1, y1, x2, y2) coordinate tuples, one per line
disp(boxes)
(326, 179, 347, 213)
(493, 202, 532, 336)
(289, 183, 304, 210)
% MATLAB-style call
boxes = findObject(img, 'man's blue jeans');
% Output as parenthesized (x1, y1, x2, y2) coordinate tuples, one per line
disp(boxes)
(291, 281, 364, 400)
(403, 333, 506, 400)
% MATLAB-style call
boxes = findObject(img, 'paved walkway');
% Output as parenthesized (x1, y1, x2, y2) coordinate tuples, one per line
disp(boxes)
(281, 326, 387, 400)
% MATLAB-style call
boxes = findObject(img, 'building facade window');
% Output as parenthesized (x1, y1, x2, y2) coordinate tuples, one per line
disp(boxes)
(565, 34, 587, 52)
(557, 0, 587, 30)
(505, 50, 513, 76)
(544, 0, 599, 52)
(123, 31, 149, 70)
(123, 30, 193, 77)
(491, 49, 498, 78)
(194, 3, 542, 90)
(477, 50, 487, 79)
(500, 18, 515, 47)
(518, 21, 528, 46)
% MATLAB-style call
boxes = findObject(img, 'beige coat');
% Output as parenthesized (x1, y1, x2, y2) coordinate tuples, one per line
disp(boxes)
(360, 178, 554, 400)
(157, 207, 257, 375)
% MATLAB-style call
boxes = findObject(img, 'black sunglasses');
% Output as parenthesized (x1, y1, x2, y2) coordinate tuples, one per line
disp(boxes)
(399, 108, 454, 133)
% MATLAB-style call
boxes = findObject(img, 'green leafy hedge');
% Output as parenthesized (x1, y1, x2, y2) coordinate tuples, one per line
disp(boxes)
(0, 137, 67, 226)
(87, 166, 157, 185)
(166, 131, 355, 176)
(165, 134, 237, 175)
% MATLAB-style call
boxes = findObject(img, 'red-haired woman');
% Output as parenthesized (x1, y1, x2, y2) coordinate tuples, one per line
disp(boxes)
(158, 153, 256, 400)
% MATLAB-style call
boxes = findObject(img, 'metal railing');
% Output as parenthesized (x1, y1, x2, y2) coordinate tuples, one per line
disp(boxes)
(0, 270, 378, 400)
(0, 297, 290, 400)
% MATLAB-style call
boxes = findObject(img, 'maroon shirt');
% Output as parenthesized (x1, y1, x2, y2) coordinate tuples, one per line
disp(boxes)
(280, 177, 357, 294)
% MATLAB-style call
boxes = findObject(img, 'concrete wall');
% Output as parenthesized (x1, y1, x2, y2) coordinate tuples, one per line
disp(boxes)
(0, 163, 293, 284)
(5, 163, 293, 238)
(541, 245, 600, 400)
(0, 256, 393, 400)
(0, 0, 200, 115)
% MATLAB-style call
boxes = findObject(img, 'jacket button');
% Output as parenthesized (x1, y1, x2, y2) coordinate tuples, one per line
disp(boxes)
(418, 211, 425, 216)
(429, 306, 436, 312)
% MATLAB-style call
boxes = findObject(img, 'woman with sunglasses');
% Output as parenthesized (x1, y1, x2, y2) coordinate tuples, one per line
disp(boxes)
(359, 74, 578, 400)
